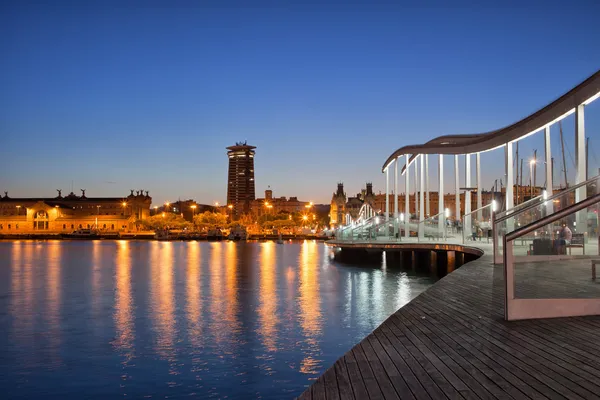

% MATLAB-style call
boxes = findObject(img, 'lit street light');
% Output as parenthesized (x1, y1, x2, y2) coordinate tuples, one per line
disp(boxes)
(191, 204, 197, 219)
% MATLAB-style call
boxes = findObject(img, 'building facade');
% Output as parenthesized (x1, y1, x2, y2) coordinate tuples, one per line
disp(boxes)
(0, 190, 151, 233)
(330, 183, 377, 225)
(226, 142, 256, 219)
(251, 188, 309, 217)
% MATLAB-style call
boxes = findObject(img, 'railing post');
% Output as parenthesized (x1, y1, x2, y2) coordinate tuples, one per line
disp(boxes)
(476, 152, 482, 221)
(454, 155, 460, 232)
(405, 155, 410, 240)
(394, 156, 399, 239)
(419, 155, 425, 240)
(438, 154, 444, 240)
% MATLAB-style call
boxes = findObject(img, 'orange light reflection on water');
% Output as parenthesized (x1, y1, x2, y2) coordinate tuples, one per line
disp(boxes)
(258, 242, 278, 352)
(150, 241, 177, 373)
(298, 240, 322, 375)
(186, 241, 203, 353)
(46, 241, 62, 367)
(113, 240, 134, 366)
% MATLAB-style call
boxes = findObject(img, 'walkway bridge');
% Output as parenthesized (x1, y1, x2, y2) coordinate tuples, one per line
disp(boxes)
(331, 69, 600, 321)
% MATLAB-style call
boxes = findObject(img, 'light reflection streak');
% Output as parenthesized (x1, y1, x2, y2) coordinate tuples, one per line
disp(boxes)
(113, 240, 134, 368)
(298, 240, 322, 375)
(186, 241, 203, 355)
(92, 240, 101, 319)
(209, 242, 225, 345)
(150, 241, 177, 373)
(395, 273, 412, 310)
(258, 242, 278, 352)
(46, 241, 62, 367)
(224, 241, 240, 337)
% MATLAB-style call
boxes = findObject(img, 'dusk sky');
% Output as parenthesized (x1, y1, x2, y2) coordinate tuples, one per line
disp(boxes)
(1, 1, 600, 206)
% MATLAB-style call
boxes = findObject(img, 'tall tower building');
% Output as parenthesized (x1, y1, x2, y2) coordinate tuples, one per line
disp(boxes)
(226, 142, 256, 218)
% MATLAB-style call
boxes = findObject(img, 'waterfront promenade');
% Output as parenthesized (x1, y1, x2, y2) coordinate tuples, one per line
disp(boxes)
(298, 248, 600, 399)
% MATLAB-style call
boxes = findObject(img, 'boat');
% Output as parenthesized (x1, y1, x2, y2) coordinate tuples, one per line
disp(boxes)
(62, 229, 101, 239)
(228, 226, 247, 241)
(207, 228, 224, 241)
(276, 233, 284, 244)
(154, 229, 170, 241)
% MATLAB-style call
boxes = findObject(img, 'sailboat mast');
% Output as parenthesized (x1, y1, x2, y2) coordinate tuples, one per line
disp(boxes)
(559, 121, 568, 188)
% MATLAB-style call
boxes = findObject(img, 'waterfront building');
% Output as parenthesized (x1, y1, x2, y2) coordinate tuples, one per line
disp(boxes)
(251, 187, 309, 217)
(330, 183, 376, 225)
(0, 189, 151, 233)
(226, 142, 256, 219)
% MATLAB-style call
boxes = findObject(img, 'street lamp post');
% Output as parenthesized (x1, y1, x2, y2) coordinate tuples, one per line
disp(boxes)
(529, 159, 535, 200)
(153, 206, 158, 215)
(191, 204, 197, 219)
(16, 205, 21, 216)
(122, 202, 127, 216)
(228, 204, 233, 220)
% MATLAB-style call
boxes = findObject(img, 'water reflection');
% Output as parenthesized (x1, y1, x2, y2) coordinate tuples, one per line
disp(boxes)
(91, 240, 102, 319)
(150, 241, 177, 369)
(46, 241, 62, 367)
(186, 241, 203, 355)
(113, 241, 134, 367)
(258, 242, 278, 352)
(224, 242, 240, 338)
(0, 241, 436, 400)
(298, 240, 322, 375)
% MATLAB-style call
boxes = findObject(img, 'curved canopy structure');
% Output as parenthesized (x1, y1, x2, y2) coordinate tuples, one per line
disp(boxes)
(382, 70, 600, 172)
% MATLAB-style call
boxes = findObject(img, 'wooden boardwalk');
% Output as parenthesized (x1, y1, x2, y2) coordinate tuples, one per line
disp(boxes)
(298, 254, 600, 399)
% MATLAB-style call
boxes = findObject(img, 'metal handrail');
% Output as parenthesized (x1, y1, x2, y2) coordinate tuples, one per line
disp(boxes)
(495, 174, 600, 224)
(495, 193, 543, 220)
(463, 202, 493, 220)
(418, 210, 444, 225)
(505, 193, 600, 242)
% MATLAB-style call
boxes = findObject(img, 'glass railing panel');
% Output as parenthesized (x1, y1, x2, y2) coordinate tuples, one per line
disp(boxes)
(495, 175, 600, 263)
(461, 203, 493, 244)
(504, 193, 600, 320)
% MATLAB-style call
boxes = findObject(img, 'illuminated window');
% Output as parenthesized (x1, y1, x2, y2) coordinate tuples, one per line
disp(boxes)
(111, 224, 115, 230)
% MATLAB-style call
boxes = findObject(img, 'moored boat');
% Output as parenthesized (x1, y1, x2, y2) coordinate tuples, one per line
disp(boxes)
(227, 226, 247, 241)
(62, 229, 101, 239)
(207, 228, 224, 241)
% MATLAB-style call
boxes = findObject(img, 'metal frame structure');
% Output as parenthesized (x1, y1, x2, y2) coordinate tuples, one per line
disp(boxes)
(503, 193, 600, 320)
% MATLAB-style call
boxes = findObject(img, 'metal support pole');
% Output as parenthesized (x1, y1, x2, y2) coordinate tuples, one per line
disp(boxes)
(438, 154, 445, 238)
(394, 157, 399, 237)
(465, 154, 472, 239)
(414, 157, 419, 221)
(419, 155, 425, 240)
(425, 154, 430, 217)
(476, 152, 482, 221)
(545, 126, 554, 214)
(575, 104, 586, 232)
(505, 142, 514, 231)
(454, 155, 460, 227)
(385, 166, 390, 222)
(405, 155, 410, 239)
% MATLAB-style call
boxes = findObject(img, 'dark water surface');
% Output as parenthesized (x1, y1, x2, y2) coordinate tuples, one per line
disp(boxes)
(0, 240, 435, 399)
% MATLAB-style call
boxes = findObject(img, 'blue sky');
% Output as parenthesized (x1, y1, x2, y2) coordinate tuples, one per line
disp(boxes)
(1, 1, 599, 205)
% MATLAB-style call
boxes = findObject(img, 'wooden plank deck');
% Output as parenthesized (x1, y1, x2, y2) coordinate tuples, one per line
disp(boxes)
(298, 254, 600, 399)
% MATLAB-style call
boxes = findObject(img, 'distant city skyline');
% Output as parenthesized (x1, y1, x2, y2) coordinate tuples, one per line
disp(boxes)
(1, 2, 600, 205)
